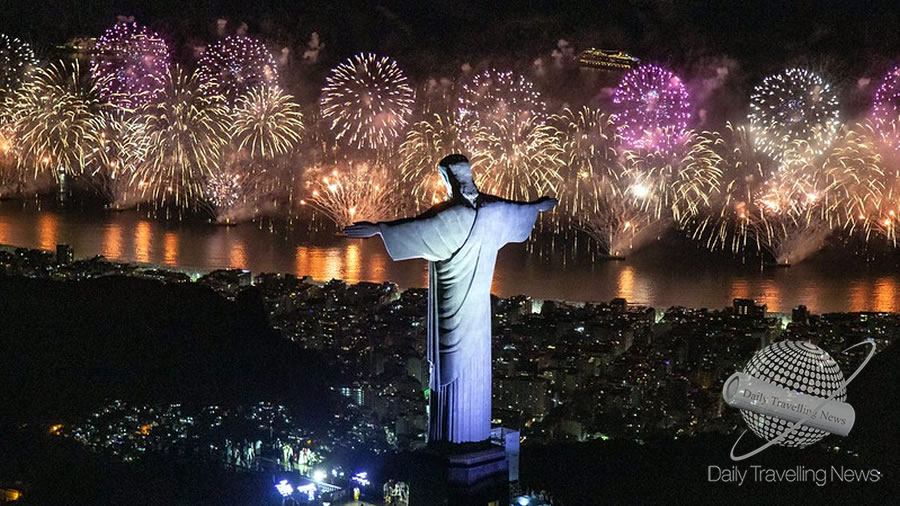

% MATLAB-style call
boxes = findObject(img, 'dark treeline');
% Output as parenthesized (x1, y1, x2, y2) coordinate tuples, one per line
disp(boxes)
(0, 275, 337, 425)
(0, 427, 273, 504)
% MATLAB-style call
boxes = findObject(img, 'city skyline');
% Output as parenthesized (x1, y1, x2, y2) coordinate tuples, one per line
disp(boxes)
(1, 2, 899, 504)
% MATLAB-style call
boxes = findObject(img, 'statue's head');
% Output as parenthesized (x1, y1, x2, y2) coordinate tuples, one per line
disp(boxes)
(438, 154, 479, 206)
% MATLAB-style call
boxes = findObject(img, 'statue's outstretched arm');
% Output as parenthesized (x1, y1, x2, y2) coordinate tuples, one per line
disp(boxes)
(343, 221, 380, 238)
(495, 196, 558, 244)
(345, 204, 471, 262)
(343, 203, 446, 238)
(532, 196, 559, 212)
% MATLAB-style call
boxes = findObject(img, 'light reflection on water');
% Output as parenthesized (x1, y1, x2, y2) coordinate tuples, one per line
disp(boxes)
(1, 203, 898, 314)
(163, 232, 178, 266)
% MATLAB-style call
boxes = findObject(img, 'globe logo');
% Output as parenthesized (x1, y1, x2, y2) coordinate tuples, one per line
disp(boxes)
(741, 341, 846, 448)
(722, 339, 876, 461)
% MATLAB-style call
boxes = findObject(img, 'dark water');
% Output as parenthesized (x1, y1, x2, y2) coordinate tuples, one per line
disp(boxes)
(0, 200, 898, 314)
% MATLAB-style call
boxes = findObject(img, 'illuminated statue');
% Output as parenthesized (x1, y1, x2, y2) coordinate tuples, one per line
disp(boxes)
(345, 154, 557, 443)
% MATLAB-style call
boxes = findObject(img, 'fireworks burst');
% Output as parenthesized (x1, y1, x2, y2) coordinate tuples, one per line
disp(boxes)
(748, 68, 841, 161)
(681, 124, 772, 253)
(232, 85, 304, 159)
(197, 35, 277, 104)
(0, 33, 37, 94)
(619, 131, 715, 223)
(872, 66, 900, 151)
(549, 106, 651, 257)
(418, 77, 456, 117)
(320, 53, 415, 150)
(468, 112, 564, 202)
(578, 176, 667, 257)
(6, 61, 106, 179)
(91, 21, 170, 108)
(202, 159, 278, 224)
(300, 160, 400, 228)
(822, 121, 898, 244)
(457, 69, 546, 129)
(612, 64, 691, 153)
(0, 116, 18, 195)
(452, 68, 560, 203)
(755, 168, 830, 264)
(551, 106, 622, 218)
(398, 113, 471, 211)
(86, 111, 152, 208)
(682, 124, 831, 263)
(135, 66, 229, 208)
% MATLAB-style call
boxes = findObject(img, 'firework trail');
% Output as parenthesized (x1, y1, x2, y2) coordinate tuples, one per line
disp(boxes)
(612, 64, 691, 154)
(580, 130, 719, 256)
(197, 35, 277, 105)
(0, 109, 56, 197)
(0, 116, 18, 195)
(134, 66, 229, 209)
(91, 21, 170, 108)
(730, 155, 829, 265)
(548, 106, 636, 257)
(681, 124, 770, 253)
(400, 70, 561, 207)
(320, 53, 414, 150)
(748, 68, 841, 162)
(758, 168, 830, 265)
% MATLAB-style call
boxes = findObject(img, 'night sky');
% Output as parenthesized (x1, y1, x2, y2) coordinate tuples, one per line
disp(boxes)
(4, 1, 898, 67)
(3, 1, 899, 126)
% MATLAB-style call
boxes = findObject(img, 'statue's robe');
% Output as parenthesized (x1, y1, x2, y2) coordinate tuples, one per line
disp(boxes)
(378, 195, 541, 443)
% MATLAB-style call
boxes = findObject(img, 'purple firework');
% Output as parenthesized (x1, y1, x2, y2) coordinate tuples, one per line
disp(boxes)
(872, 66, 900, 148)
(612, 64, 691, 152)
(197, 35, 277, 104)
(91, 22, 170, 108)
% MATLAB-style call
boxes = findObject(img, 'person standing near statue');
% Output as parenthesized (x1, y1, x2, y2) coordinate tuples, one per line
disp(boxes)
(344, 154, 557, 443)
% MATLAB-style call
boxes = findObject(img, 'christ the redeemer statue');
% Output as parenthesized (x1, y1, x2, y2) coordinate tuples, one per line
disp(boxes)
(344, 154, 557, 443)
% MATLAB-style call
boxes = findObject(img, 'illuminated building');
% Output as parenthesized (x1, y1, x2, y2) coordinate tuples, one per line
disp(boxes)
(494, 376, 550, 418)
(339, 385, 368, 407)
(577, 48, 640, 71)
(55, 37, 97, 60)
(792, 305, 810, 325)
(0, 487, 23, 502)
(490, 427, 520, 483)
(733, 298, 766, 319)
(56, 244, 74, 265)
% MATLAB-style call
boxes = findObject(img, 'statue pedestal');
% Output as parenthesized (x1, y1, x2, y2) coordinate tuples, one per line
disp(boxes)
(407, 443, 509, 506)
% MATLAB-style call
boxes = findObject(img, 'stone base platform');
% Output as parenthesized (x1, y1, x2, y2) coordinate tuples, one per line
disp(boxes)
(407, 443, 509, 506)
